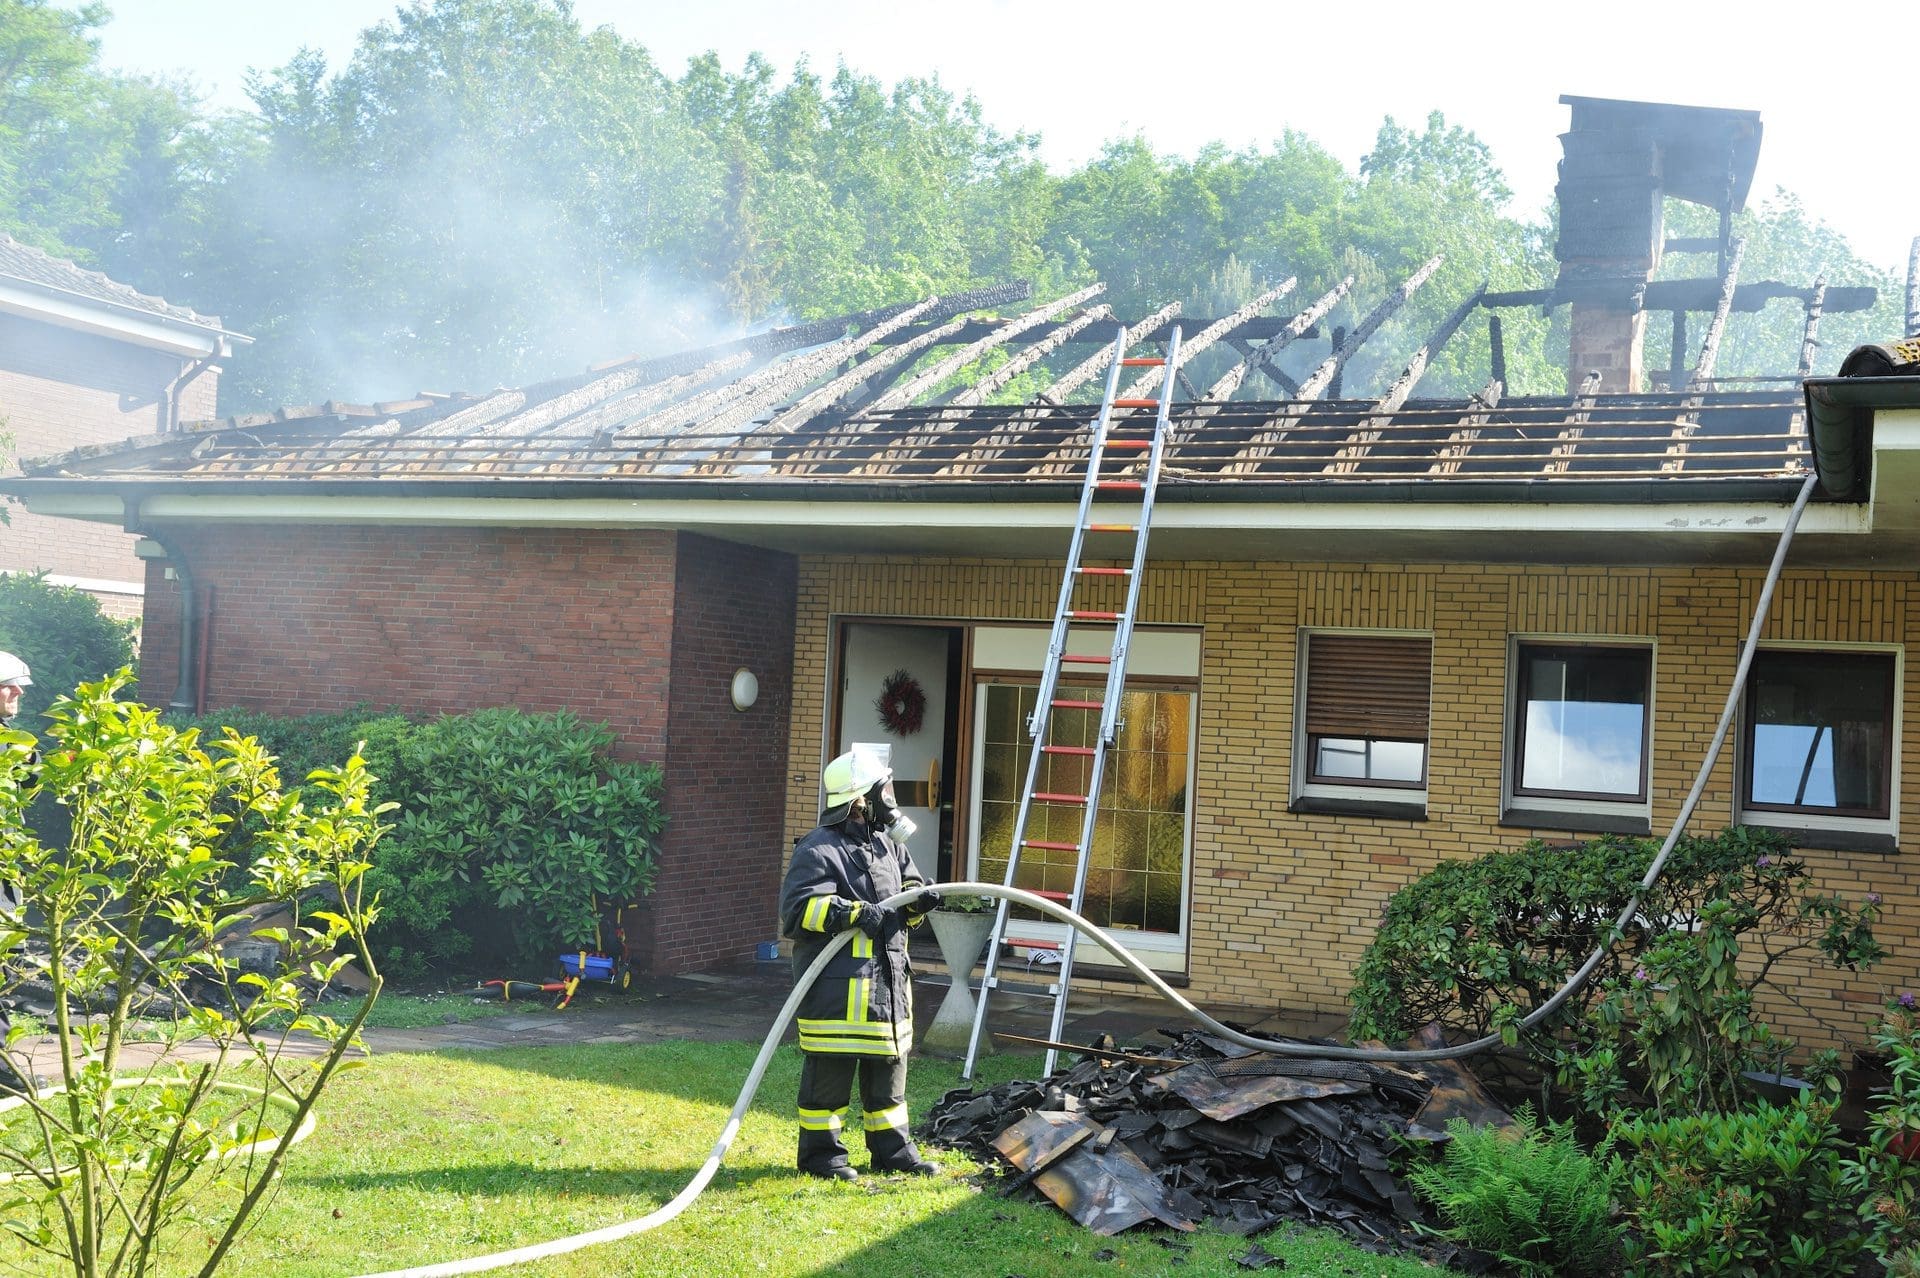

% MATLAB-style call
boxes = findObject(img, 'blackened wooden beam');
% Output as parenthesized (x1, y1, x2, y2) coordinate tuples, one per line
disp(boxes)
(949, 304, 1114, 406)
(1321, 282, 1490, 475)
(1224, 337, 1302, 396)
(1221, 255, 1443, 474)
(1796, 279, 1827, 381)
(1488, 315, 1506, 387)
(1664, 238, 1747, 474)
(1423, 378, 1506, 476)
(1667, 311, 1687, 395)
(1908, 236, 1919, 337)
(1116, 279, 1296, 402)
(1035, 301, 1182, 405)
(1482, 280, 1876, 314)
(868, 283, 1107, 413)
(1202, 277, 1352, 401)
(1685, 236, 1746, 393)
(1541, 371, 1606, 476)
(609, 300, 951, 475)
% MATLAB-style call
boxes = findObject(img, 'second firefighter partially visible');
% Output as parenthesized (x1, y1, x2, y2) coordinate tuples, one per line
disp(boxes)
(780, 745, 942, 1181)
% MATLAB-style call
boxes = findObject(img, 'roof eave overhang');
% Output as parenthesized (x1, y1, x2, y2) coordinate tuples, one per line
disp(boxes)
(5, 473, 1874, 568)
(0, 279, 252, 358)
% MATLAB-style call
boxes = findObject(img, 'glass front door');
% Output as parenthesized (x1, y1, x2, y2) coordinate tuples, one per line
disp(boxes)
(971, 681, 1193, 961)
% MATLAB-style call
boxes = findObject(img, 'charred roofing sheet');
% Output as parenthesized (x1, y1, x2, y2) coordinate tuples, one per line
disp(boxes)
(30, 390, 1808, 489)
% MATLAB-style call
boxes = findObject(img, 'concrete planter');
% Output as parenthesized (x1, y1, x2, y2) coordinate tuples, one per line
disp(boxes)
(920, 910, 996, 1057)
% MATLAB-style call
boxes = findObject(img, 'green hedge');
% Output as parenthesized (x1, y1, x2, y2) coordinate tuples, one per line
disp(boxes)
(171, 704, 664, 979)
(0, 572, 136, 724)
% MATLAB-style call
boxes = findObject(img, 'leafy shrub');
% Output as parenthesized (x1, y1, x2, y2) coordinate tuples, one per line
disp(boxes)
(0, 672, 383, 1278)
(175, 704, 665, 979)
(1402, 1106, 1618, 1276)
(1612, 1101, 1864, 1277)
(1843, 1004, 1920, 1267)
(1349, 828, 1882, 1071)
(0, 571, 136, 723)
(367, 708, 664, 976)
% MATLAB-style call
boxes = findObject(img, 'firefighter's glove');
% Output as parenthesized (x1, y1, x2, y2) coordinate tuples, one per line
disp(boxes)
(900, 890, 943, 920)
(853, 903, 898, 940)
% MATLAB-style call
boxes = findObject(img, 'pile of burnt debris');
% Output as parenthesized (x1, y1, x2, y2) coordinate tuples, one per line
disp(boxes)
(923, 1024, 1510, 1266)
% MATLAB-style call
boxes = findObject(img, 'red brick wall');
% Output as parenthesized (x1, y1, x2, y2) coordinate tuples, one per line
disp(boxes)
(0, 312, 217, 594)
(138, 523, 796, 976)
(656, 533, 797, 972)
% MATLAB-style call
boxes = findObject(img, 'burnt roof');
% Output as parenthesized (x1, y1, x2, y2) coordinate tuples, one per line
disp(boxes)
(16, 270, 1833, 500)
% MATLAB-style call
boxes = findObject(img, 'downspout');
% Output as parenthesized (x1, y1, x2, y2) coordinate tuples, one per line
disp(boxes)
(123, 501, 199, 714)
(163, 347, 222, 434)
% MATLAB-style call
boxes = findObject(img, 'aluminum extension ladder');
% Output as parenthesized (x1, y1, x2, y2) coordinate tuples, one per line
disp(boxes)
(961, 323, 1185, 1080)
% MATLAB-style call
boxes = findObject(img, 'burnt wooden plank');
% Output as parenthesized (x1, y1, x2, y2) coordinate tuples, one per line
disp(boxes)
(1222, 256, 1443, 474)
(1035, 301, 1182, 405)
(949, 303, 1114, 406)
(1321, 283, 1488, 475)
(867, 283, 1107, 414)
(1204, 277, 1350, 402)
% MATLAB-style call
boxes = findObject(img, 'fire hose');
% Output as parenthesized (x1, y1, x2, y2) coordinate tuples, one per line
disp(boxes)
(353, 471, 1819, 1277)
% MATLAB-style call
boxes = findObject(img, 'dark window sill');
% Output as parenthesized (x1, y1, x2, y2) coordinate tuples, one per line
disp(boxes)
(1740, 823, 1899, 855)
(1501, 807, 1651, 837)
(1291, 796, 1428, 821)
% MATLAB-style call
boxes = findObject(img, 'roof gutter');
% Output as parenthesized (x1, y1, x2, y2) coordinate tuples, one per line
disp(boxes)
(1804, 373, 1920, 500)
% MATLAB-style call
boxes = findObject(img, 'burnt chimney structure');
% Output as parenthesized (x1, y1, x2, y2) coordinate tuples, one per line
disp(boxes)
(1554, 96, 1762, 392)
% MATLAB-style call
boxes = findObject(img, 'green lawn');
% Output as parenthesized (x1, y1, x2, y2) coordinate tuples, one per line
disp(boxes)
(0, 1043, 1443, 1277)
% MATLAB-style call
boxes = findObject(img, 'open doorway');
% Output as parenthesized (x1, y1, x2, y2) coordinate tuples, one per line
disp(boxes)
(832, 620, 966, 883)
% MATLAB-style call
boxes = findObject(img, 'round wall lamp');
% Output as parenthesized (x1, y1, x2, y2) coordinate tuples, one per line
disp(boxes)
(729, 668, 760, 711)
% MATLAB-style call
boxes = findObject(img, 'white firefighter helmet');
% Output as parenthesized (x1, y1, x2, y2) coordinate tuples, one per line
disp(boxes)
(822, 743, 891, 809)
(0, 652, 30, 690)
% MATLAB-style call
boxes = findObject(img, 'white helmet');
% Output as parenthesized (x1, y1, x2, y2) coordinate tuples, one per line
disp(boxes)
(0, 653, 30, 690)
(823, 746, 891, 809)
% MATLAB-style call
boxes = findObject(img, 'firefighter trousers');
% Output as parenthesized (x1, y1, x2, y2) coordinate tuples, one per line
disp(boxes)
(795, 1052, 918, 1173)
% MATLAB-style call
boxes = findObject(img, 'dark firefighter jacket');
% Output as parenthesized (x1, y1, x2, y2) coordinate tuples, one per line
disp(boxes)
(779, 817, 925, 1057)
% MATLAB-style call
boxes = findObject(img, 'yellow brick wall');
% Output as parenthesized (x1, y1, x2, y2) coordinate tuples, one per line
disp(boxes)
(783, 557, 1917, 1055)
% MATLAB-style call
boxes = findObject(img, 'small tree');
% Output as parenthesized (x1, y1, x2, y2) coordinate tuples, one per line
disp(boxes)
(0, 670, 386, 1278)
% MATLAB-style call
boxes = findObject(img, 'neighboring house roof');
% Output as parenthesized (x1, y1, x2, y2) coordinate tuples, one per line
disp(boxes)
(8, 273, 1904, 566)
(0, 233, 251, 357)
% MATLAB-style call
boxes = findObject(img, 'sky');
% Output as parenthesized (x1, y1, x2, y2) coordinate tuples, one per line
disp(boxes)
(92, 0, 1920, 279)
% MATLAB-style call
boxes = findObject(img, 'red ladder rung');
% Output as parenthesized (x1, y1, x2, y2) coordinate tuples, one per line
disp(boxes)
(1052, 698, 1102, 709)
(1084, 526, 1134, 535)
(1105, 439, 1150, 450)
(1062, 654, 1111, 664)
(1066, 608, 1121, 618)
(1096, 480, 1145, 492)
(1111, 398, 1160, 408)
(1022, 839, 1081, 851)
(1074, 566, 1130, 575)
(1033, 791, 1088, 805)
(1119, 357, 1164, 366)
(1042, 745, 1095, 756)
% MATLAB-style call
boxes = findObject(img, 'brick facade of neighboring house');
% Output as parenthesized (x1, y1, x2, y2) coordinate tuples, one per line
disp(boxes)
(0, 235, 245, 619)
(136, 523, 795, 976)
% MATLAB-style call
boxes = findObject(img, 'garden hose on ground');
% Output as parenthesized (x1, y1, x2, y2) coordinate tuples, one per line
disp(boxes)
(353, 471, 1820, 1277)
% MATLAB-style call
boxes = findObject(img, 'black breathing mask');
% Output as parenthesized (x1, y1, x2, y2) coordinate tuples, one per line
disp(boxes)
(865, 776, 916, 844)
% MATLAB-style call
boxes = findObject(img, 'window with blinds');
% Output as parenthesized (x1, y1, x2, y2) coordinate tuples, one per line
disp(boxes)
(1303, 633, 1431, 787)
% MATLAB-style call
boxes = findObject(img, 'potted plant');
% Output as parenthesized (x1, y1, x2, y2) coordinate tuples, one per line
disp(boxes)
(921, 894, 997, 1056)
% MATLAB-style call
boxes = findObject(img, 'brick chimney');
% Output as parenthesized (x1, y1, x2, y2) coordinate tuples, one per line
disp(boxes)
(1553, 97, 1762, 393)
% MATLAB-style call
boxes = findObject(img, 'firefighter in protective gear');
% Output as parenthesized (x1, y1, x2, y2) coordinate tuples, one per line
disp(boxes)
(780, 746, 942, 1180)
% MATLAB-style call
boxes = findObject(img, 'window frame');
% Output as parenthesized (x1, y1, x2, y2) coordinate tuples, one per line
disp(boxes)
(1737, 642, 1901, 844)
(1293, 628, 1432, 814)
(1503, 636, 1655, 825)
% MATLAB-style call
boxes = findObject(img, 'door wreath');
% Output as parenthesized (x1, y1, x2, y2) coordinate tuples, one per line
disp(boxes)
(875, 668, 926, 737)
